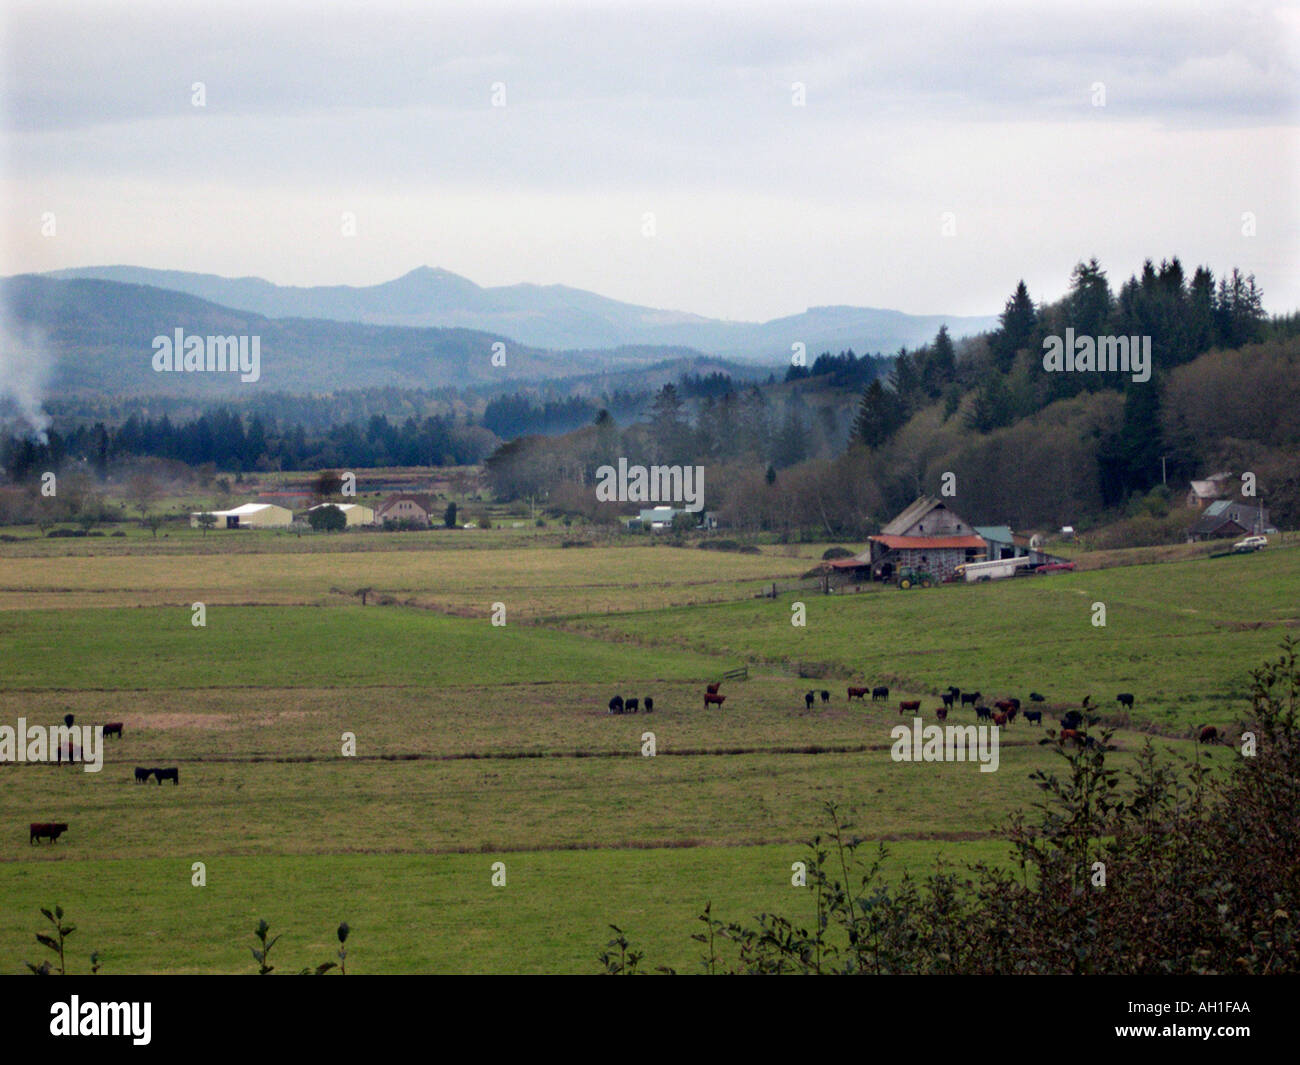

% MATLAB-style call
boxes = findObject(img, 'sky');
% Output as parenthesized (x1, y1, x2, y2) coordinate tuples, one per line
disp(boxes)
(2, 0, 1297, 321)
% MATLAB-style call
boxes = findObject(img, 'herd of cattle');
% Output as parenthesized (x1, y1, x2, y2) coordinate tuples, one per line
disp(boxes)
(28, 716, 183, 846)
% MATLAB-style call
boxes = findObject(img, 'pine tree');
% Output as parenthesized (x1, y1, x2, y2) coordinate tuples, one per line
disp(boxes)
(991, 280, 1037, 372)
(852, 380, 901, 448)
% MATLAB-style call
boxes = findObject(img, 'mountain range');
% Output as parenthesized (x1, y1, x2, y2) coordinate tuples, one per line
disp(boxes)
(41, 265, 997, 361)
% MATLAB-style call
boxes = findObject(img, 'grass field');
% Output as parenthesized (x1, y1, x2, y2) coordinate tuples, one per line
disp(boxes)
(0, 529, 1289, 973)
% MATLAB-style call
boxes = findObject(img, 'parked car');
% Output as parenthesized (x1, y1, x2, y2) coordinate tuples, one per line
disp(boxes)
(1036, 561, 1077, 573)
(1232, 535, 1268, 553)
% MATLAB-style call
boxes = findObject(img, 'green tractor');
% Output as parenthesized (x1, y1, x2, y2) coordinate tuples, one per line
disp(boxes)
(896, 567, 936, 590)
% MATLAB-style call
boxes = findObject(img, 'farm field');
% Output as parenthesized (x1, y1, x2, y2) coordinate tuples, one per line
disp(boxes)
(0, 532, 1287, 973)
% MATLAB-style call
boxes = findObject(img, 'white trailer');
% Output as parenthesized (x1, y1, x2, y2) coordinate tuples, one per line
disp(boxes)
(956, 556, 1036, 582)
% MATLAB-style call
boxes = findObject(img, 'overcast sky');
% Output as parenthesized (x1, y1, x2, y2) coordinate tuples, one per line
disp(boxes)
(3, 0, 1297, 320)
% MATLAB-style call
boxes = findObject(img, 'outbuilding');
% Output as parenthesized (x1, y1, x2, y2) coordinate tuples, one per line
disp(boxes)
(190, 503, 293, 529)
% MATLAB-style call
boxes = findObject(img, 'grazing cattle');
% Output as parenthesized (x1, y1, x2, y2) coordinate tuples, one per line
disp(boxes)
(706, 682, 721, 695)
(871, 686, 889, 702)
(1006, 707, 1018, 724)
(1024, 710, 1042, 726)
(704, 693, 726, 708)
(1061, 709, 1084, 731)
(994, 699, 1015, 714)
(847, 686, 869, 702)
(643, 697, 654, 713)
(1060, 728, 1086, 746)
(1029, 692, 1046, 703)
(820, 690, 830, 704)
(805, 691, 815, 710)
(1198, 725, 1219, 745)
(898, 700, 921, 714)
(625, 698, 639, 714)
(30, 822, 69, 844)
(975, 705, 992, 721)
(1009, 698, 1021, 711)
(608, 696, 624, 715)
(946, 685, 961, 696)
(961, 691, 981, 708)
(936, 706, 948, 722)
(103, 722, 124, 739)
(1116, 693, 1135, 709)
(992, 711, 1008, 727)
(63, 713, 75, 727)
(155, 768, 179, 785)
(940, 692, 955, 710)
(133, 766, 153, 784)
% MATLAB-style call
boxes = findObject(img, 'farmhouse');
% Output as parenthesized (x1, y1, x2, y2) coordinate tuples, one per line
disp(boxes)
(374, 493, 435, 526)
(824, 497, 986, 583)
(1187, 471, 1234, 510)
(1186, 499, 1276, 542)
(307, 502, 375, 527)
(189, 503, 292, 529)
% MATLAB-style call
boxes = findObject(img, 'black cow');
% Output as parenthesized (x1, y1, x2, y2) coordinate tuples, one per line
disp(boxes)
(804, 691, 815, 710)
(820, 690, 830, 704)
(608, 695, 624, 715)
(961, 691, 982, 708)
(1061, 709, 1084, 731)
(625, 698, 639, 713)
(643, 697, 654, 713)
(1029, 692, 1046, 703)
(133, 767, 153, 784)
(975, 705, 992, 721)
(30, 822, 69, 844)
(871, 686, 889, 702)
(102, 722, 124, 739)
(1116, 693, 1135, 709)
(155, 768, 179, 786)
(941, 691, 956, 709)
(63, 713, 75, 727)
(1024, 710, 1043, 726)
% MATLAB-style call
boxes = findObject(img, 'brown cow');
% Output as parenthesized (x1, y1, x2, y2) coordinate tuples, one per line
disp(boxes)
(1198, 725, 1219, 745)
(706, 682, 721, 695)
(994, 699, 1015, 714)
(847, 686, 869, 701)
(936, 706, 948, 721)
(704, 693, 726, 708)
(1060, 728, 1085, 746)
(898, 700, 921, 714)
(102, 722, 124, 739)
(992, 711, 1008, 727)
(30, 822, 69, 844)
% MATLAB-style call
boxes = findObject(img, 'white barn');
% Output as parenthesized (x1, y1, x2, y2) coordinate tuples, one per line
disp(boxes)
(190, 503, 293, 529)
(307, 503, 375, 527)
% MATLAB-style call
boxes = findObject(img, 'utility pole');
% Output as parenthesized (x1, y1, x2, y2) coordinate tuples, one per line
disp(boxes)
(1161, 455, 1166, 486)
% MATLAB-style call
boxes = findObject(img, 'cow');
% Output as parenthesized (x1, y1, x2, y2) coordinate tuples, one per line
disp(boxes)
(643, 697, 654, 714)
(625, 698, 639, 714)
(706, 682, 721, 695)
(898, 700, 921, 714)
(820, 690, 830, 704)
(994, 699, 1015, 714)
(847, 686, 869, 702)
(1006, 707, 1018, 725)
(103, 722, 124, 739)
(608, 695, 624, 715)
(805, 691, 816, 710)
(63, 713, 75, 727)
(936, 706, 948, 722)
(992, 711, 1008, 727)
(940, 691, 956, 710)
(1061, 709, 1084, 731)
(1024, 710, 1042, 726)
(975, 705, 992, 721)
(961, 691, 982, 708)
(871, 686, 889, 702)
(1198, 725, 1219, 745)
(133, 766, 153, 784)
(155, 768, 179, 785)
(30, 822, 69, 844)
(1060, 728, 1086, 747)
(704, 693, 726, 708)
(1029, 692, 1046, 703)
(1009, 698, 1021, 711)
(1116, 693, 1135, 709)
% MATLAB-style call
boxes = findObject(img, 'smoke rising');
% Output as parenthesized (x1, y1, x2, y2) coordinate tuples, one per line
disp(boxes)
(0, 308, 53, 445)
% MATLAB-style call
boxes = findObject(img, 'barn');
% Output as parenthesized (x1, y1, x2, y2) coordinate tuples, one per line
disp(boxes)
(190, 503, 293, 529)
(1186, 499, 1276, 542)
(307, 502, 375, 527)
(823, 496, 987, 584)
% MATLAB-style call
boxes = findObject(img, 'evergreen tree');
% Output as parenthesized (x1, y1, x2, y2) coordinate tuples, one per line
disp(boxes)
(992, 280, 1037, 372)
(852, 379, 901, 448)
